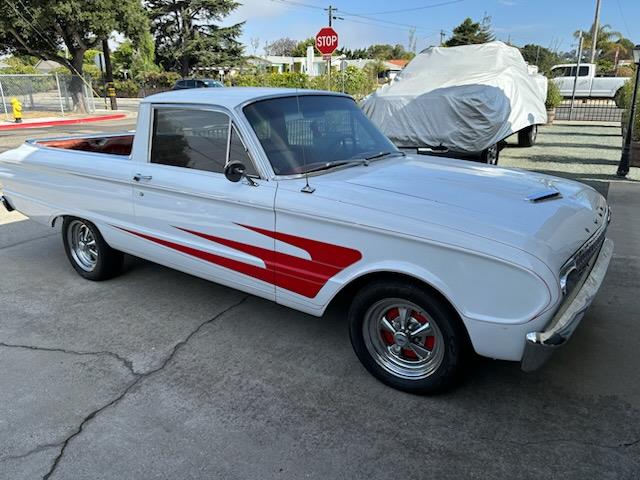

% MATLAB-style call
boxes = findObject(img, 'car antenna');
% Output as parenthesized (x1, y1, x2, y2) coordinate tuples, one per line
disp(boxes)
(296, 86, 315, 193)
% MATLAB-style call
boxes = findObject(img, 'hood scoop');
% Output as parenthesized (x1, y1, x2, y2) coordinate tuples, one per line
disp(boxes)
(526, 188, 562, 203)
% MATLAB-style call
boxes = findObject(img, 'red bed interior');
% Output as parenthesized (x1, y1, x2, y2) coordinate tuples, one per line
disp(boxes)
(38, 135, 134, 156)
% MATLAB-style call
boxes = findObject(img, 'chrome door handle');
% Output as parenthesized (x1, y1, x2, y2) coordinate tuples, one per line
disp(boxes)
(133, 174, 152, 182)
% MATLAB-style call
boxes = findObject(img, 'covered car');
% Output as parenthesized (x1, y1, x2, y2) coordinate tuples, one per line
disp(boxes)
(361, 41, 548, 164)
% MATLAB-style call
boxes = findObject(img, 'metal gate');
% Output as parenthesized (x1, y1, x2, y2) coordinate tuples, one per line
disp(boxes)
(556, 98, 623, 122)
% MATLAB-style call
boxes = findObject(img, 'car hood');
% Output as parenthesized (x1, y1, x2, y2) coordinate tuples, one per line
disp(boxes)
(311, 155, 607, 272)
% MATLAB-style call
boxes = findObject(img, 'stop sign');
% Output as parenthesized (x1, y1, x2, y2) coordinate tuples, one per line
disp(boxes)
(315, 27, 339, 55)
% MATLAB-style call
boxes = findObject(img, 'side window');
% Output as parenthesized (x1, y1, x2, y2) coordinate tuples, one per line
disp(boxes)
(579, 66, 590, 77)
(229, 126, 258, 177)
(151, 108, 229, 174)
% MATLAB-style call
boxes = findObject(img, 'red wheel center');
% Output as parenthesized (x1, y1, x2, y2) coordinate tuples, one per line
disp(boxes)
(381, 308, 435, 359)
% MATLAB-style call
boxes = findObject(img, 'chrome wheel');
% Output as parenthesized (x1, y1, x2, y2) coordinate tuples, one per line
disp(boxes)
(362, 299, 445, 380)
(67, 220, 98, 272)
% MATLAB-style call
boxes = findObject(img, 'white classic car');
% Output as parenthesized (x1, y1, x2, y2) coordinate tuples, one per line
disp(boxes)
(0, 88, 613, 393)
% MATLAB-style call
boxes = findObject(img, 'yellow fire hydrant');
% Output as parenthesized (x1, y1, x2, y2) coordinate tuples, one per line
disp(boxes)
(10, 98, 22, 123)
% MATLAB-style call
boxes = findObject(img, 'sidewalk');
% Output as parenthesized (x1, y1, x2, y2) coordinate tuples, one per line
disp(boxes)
(0, 112, 131, 130)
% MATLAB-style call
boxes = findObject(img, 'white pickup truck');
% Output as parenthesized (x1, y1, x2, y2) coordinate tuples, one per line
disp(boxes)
(550, 63, 630, 99)
(0, 88, 614, 393)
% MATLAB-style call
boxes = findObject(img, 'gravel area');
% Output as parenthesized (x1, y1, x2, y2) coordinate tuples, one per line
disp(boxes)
(501, 121, 640, 196)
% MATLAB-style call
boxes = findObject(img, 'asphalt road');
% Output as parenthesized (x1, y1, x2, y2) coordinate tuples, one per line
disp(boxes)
(0, 121, 639, 479)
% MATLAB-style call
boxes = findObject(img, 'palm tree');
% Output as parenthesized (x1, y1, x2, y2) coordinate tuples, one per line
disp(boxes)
(573, 23, 623, 58)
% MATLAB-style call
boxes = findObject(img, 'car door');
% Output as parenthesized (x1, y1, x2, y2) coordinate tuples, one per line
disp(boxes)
(128, 105, 278, 301)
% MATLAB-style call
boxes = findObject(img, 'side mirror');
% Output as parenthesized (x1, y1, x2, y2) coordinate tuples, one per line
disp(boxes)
(224, 161, 246, 183)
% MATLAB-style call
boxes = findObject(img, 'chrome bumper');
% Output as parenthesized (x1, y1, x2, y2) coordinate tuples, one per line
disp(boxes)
(521, 238, 614, 372)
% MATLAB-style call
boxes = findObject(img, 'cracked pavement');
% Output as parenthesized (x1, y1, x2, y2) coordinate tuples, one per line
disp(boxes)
(1, 122, 640, 479)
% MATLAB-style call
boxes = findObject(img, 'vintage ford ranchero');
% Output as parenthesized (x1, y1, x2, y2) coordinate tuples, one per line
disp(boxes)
(0, 88, 613, 393)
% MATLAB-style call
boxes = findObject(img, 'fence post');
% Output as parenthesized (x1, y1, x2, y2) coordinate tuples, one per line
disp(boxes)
(0, 79, 8, 121)
(54, 73, 65, 116)
(61, 77, 71, 111)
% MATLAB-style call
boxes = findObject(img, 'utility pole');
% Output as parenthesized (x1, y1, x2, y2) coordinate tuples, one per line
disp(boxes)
(102, 38, 117, 110)
(590, 0, 602, 64)
(326, 4, 334, 27)
(440, 30, 446, 46)
(569, 32, 583, 121)
(325, 5, 334, 90)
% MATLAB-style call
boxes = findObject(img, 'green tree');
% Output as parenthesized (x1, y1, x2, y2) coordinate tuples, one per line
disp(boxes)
(0, 0, 147, 111)
(0, 55, 38, 74)
(292, 38, 316, 57)
(113, 31, 160, 79)
(444, 17, 494, 47)
(148, 0, 244, 77)
(520, 44, 561, 75)
(573, 24, 622, 59)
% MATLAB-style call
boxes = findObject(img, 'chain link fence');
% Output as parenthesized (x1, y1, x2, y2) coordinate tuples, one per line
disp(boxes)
(0, 74, 97, 120)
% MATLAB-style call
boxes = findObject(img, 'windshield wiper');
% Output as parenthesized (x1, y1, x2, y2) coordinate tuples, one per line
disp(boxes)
(304, 159, 369, 174)
(361, 150, 406, 161)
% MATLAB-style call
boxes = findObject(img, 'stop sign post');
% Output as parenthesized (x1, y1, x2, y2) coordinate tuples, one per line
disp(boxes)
(315, 27, 338, 89)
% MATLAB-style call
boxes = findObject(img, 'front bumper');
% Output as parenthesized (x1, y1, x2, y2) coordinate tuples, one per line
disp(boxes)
(521, 238, 614, 372)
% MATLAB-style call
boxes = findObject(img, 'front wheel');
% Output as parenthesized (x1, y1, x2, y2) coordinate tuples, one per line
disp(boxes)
(480, 143, 499, 165)
(348, 281, 469, 394)
(62, 217, 124, 281)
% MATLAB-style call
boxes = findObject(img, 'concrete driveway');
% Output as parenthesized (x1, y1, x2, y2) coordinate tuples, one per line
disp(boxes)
(1, 123, 639, 479)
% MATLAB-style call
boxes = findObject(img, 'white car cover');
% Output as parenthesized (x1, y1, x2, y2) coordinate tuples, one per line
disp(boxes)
(361, 41, 548, 153)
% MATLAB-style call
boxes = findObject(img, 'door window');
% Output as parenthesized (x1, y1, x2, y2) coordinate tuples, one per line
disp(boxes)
(151, 109, 230, 174)
(150, 108, 259, 177)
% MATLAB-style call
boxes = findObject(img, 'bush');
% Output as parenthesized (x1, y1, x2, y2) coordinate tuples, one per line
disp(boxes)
(619, 78, 640, 142)
(139, 71, 181, 88)
(113, 79, 141, 98)
(229, 68, 377, 101)
(545, 80, 563, 109)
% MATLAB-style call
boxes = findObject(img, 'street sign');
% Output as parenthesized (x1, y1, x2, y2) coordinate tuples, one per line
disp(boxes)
(315, 27, 339, 55)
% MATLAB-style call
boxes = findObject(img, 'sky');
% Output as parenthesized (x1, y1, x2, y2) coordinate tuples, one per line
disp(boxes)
(224, 0, 640, 55)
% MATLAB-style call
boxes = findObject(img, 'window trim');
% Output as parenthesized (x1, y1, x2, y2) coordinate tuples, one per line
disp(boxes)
(148, 105, 262, 179)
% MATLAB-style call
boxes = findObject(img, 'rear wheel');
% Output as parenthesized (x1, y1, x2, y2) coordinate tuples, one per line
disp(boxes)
(480, 143, 499, 165)
(518, 125, 538, 147)
(348, 281, 469, 394)
(62, 217, 124, 281)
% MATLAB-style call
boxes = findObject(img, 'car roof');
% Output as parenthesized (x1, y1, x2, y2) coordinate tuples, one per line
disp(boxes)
(142, 87, 350, 110)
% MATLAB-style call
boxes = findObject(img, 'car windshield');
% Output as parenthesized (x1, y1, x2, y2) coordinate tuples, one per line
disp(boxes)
(243, 95, 399, 175)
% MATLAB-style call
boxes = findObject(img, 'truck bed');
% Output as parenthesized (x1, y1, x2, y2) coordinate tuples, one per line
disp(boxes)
(36, 134, 134, 156)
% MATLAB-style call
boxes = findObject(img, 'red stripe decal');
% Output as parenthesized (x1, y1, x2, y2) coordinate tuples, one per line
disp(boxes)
(117, 225, 361, 298)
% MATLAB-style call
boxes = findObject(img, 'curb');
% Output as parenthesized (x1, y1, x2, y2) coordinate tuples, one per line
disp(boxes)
(0, 113, 128, 131)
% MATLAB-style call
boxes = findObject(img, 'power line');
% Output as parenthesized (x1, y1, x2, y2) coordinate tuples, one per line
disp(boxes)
(344, 0, 466, 16)
(271, 0, 437, 34)
(615, 0, 633, 39)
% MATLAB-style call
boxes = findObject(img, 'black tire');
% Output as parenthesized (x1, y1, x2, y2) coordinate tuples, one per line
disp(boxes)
(480, 143, 499, 164)
(62, 217, 124, 281)
(348, 280, 469, 394)
(517, 125, 537, 147)
(614, 88, 624, 109)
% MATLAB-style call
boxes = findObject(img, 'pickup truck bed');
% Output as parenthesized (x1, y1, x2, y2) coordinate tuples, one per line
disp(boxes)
(37, 134, 134, 156)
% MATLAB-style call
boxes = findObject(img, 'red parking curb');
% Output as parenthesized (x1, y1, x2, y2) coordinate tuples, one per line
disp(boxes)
(0, 113, 128, 131)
